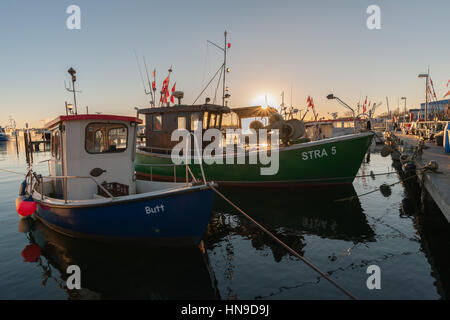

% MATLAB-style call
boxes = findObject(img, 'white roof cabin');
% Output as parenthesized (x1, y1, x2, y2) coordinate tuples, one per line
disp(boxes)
(44, 114, 142, 200)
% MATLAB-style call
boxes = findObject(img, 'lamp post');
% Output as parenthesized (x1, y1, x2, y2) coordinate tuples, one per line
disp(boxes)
(418, 71, 429, 121)
(401, 97, 407, 122)
(327, 94, 357, 133)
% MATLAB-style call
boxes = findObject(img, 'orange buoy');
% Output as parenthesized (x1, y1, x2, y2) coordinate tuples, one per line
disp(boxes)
(16, 197, 37, 218)
(15, 196, 25, 211)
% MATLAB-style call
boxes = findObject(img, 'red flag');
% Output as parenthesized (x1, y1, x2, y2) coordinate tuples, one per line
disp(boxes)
(161, 76, 170, 103)
(162, 76, 169, 90)
(170, 82, 176, 103)
(151, 69, 156, 90)
(307, 96, 314, 108)
(447, 80, 450, 87)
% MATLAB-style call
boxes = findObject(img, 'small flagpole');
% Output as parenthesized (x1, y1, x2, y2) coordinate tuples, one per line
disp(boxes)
(153, 69, 157, 108)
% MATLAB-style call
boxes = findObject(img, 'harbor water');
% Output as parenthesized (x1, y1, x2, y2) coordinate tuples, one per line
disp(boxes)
(0, 139, 449, 300)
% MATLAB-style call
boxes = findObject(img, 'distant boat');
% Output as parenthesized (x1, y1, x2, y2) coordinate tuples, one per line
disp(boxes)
(0, 127, 9, 141)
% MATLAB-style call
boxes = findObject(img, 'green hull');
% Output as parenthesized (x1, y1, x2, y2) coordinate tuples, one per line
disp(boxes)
(135, 132, 373, 186)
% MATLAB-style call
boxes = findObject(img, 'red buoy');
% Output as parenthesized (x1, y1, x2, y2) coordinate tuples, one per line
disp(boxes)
(21, 244, 41, 262)
(16, 197, 37, 218)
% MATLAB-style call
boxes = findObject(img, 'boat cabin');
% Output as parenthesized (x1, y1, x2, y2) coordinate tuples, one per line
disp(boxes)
(43, 114, 142, 200)
(138, 104, 231, 152)
(138, 104, 280, 153)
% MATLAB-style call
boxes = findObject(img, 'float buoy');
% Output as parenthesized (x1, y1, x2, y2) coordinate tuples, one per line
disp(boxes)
(16, 196, 37, 218)
(21, 244, 41, 262)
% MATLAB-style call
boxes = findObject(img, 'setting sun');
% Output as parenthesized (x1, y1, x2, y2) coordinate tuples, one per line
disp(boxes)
(251, 94, 279, 110)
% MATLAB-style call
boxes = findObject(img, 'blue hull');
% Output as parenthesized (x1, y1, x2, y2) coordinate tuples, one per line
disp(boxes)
(35, 188, 214, 246)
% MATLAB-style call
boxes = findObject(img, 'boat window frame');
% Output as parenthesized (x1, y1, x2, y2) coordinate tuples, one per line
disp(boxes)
(51, 130, 61, 160)
(177, 116, 186, 130)
(85, 122, 129, 154)
(190, 112, 201, 131)
(152, 115, 163, 132)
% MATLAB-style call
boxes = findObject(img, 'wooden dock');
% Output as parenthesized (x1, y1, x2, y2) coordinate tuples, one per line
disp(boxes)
(388, 132, 450, 222)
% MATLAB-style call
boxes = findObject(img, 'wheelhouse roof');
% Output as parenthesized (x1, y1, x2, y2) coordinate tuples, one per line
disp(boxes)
(138, 104, 230, 115)
(230, 106, 279, 119)
(45, 114, 142, 129)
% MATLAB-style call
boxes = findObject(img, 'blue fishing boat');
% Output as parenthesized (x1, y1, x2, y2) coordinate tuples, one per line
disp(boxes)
(0, 126, 9, 141)
(19, 113, 215, 246)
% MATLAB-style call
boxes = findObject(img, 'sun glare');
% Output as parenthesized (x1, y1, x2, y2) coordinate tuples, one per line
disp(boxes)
(251, 94, 279, 109)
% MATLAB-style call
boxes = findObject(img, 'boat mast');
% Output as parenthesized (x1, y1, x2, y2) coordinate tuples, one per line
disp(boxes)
(222, 31, 227, 107)
(66, 67, 79, 115)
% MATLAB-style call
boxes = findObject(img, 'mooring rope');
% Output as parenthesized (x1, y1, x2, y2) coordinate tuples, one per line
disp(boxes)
(208, 184, 357, 300)
(0, 168, 27, 176)
(335, 162, 439, 202)
(335, 174, 418, 202)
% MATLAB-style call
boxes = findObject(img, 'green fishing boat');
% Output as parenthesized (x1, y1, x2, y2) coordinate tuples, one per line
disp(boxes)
(135, 104, 373, 187)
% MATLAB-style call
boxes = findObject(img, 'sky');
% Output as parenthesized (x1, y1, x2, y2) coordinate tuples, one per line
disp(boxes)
(0, 0, 449, 128)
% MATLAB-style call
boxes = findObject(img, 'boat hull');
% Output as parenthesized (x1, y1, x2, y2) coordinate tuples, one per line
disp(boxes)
(135, 132, 374, 187)
(33, 187, 214, 246)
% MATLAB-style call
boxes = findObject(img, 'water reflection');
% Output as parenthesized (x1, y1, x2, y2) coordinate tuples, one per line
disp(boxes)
(21, 219, 219, 300)
(0, 141, 7, 155)
(390, 159, 450, 299)
(206, 185, 376, 262)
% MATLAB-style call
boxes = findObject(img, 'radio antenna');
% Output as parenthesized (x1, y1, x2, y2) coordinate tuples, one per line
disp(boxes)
(143, 56, 155, 106)
(134, 49, 151, 98)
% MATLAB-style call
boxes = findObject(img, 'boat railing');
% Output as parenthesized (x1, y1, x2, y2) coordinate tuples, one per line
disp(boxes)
(31, 173, 115, 203)
(138, 146, 172, 154)
(134, 163, 199, 185)
(138, 133, 207, 185)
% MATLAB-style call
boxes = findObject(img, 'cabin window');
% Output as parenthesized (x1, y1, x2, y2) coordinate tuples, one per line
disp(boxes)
(190, 113, 200, 131)
(85, 123, 128, 154)
(177, 116, 186, 130)
(209, 113, 217, 128)
(153, 115, 162, 131)
(51, 130, 61, 160)
(222, 112, 240, 129)
(203, 112, 209, 129)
